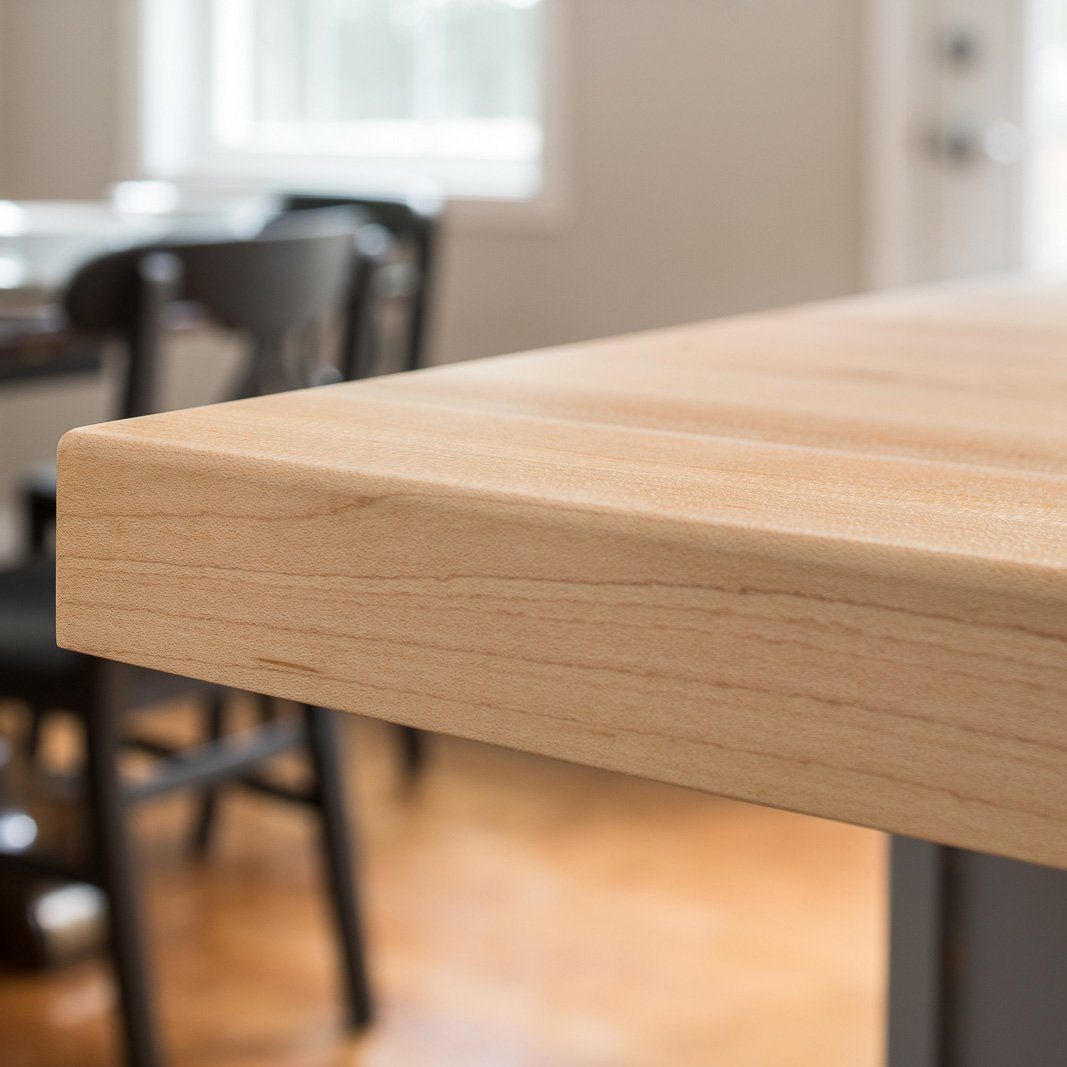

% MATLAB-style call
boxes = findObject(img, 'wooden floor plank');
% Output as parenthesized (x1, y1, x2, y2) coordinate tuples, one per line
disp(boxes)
(0, 707, 883, 1067)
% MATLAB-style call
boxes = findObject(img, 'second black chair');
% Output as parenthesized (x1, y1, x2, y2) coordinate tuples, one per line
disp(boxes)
(280, 189, 442, 377)
(0, 220, 374, 1067)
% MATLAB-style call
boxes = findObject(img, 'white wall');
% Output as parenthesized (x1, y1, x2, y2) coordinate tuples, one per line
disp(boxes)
(0, 0, 121, 199)
(0, 0, 124, 523)
(0, 3, 6, 191)
(439, 0, 863, 362)
(0, 0, 865, 505)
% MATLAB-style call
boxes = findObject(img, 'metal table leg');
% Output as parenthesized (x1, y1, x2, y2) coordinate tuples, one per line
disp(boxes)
(888, 836, 1067, 1067)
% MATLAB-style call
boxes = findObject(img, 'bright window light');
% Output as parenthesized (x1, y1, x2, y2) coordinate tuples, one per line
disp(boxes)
(139, 0, 548, 200)
(1028, 0, 1067, 267)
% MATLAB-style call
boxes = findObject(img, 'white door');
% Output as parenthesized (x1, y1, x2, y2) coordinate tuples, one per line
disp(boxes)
(1028, 0, 1067, 268)
(866, 0, 1067, 287)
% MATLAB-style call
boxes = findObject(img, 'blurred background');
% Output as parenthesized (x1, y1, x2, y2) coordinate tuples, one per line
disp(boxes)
(0, 1, 1064, 1064)
(4, 0, 1067, 508)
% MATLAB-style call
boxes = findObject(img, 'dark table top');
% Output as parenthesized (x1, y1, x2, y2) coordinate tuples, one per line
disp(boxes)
(0, 194, 279, 385)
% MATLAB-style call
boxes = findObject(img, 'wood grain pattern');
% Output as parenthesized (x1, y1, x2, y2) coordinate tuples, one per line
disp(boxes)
(56, 275, 1067, 868)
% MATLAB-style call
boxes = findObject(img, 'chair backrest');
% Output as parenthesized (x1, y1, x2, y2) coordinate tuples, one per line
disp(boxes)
(62, 223, 356, 418)
(280, 191, 442, 373)
(280, 190, 439, 245)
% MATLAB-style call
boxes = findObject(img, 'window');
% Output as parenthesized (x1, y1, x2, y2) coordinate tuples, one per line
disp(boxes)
(137, 0, 555, 202)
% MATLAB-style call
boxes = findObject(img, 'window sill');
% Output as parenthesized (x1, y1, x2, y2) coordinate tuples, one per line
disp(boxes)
(147, 170, 568, 238)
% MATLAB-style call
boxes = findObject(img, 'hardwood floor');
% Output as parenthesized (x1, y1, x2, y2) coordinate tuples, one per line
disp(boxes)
(0, 703, 883, 1066)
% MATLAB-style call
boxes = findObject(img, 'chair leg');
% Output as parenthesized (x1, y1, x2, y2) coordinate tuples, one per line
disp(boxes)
(23, 707, 47, 765)
(256, 692, 277, 723)
(304, 704, 374, 1030)
(396, 725, 427, 782)
(83, 702, 163, 1067)
(189, 691, 226, 856)
(23, 486, 54, 556)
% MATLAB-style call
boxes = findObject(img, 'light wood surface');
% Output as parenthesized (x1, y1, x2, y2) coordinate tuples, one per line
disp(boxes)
(56, 275, 1067, 868)
(0, 705, 882, 1067)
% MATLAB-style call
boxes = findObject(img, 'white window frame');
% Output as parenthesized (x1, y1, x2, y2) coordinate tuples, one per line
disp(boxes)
(118, 0, 570, 232)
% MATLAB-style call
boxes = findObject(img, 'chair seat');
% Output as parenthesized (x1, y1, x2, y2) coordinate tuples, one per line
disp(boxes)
(0, 558, 92, 708)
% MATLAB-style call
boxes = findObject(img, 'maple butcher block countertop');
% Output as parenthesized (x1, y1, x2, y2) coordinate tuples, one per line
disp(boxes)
(56, 275, 1067, 868)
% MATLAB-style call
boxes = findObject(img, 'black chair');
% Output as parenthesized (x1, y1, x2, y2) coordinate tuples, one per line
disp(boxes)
(19, 206, 431, 784)
(0, 224, 374, 1067)
(15, 206, 371, 545)
(280, 190, 442, 377)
